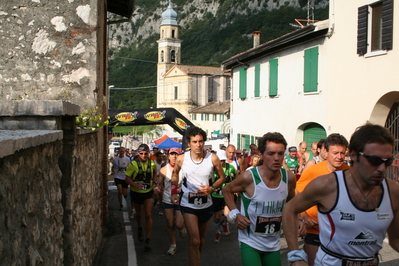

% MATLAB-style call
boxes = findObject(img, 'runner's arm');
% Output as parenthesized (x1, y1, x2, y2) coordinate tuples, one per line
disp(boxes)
(387, 179, 399, 252)
(223, 171, 253, 229)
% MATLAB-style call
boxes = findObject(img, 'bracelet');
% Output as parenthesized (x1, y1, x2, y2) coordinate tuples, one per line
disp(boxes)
(287, 249, 308, 265)
(171, 184, 178, 195)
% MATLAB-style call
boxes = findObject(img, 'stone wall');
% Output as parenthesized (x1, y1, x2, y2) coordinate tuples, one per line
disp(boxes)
(0, 0, 102, 110)
(0, 100, 106, 265)
(0, 138, 64, 266)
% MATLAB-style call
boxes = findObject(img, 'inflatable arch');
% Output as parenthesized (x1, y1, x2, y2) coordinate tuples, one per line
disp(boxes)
(108, 108, 195, 149)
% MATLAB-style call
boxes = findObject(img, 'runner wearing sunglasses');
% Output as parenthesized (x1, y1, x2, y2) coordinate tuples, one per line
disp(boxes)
(125, 144, 157, 251)
(283, 123, 399, 266)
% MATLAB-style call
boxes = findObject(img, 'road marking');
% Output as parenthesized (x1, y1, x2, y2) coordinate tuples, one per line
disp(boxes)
(125, 223, 137, 266)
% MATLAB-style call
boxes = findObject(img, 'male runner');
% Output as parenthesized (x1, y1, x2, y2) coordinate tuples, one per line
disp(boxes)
(111, 147, 131, 210)
(171, 126, 226, 266)
(125, 144, 157, 251)
(212, 149, 237, 242)
(295, 133, 350, 265)
(223, 132, 305, 266)
(283, 123, 399, 265)
(225, 144, 241, 174)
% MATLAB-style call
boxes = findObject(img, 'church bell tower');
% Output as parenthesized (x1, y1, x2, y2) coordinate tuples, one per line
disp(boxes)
(157, 0, 182, 108)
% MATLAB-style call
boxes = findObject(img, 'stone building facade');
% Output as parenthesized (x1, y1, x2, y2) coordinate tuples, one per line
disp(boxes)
(0, 0, 135, 265)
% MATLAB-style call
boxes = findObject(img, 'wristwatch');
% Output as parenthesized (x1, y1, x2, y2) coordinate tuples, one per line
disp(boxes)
(211, 186, 217, 192)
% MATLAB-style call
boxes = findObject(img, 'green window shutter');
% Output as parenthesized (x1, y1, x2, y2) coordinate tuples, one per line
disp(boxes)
(245, 135, 250, 150)
(304, 47, 319, 92)
(254, 64, 260, 97)
(269, 59, 278, 96)
(237, 133, 241, 149)
(251, 135, 255, 144)
(239, 68, 247, 99)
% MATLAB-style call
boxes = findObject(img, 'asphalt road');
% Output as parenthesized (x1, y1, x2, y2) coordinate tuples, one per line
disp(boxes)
(94, 182, 399, 266)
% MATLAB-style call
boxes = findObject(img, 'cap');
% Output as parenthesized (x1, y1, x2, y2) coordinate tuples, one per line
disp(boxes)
(288, 146, 297, 153)
(169, 147, 182, 154)
(217, 150, 227, 161)
(138, 145, 150, 152)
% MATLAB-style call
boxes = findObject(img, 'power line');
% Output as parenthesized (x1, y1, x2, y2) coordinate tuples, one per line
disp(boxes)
(112, 56, 158, 64)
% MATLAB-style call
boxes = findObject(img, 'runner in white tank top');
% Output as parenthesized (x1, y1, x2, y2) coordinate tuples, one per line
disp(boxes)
(180, 151, 214, 209)
(238, 167, 289, 252)
(316, 170, 393, 265)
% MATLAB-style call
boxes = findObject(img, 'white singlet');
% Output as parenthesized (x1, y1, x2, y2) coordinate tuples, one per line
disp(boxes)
(162, 164, 183, 204)
(112, 156, 131, 180)
(180, 151, 214, 210)
(315, 170, 393, 265)
(238, 167, 289, 252)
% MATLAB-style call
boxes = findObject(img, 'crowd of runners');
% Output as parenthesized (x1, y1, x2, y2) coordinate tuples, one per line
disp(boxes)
(110, 123, 399, 266)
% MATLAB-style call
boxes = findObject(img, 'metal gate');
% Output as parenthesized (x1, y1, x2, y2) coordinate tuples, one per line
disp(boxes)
(385, 102, 399, 183)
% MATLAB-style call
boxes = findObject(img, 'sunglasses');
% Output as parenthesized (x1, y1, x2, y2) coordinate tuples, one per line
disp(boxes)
(139, 152, 149, 155)
(358, 152, 394, 167)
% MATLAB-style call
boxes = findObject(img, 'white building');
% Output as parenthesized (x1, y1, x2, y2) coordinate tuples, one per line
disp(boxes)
(222, 0, 397, 154)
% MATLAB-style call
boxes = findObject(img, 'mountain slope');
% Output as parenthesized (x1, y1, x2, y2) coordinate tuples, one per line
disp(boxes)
(108, 0, 329, 109)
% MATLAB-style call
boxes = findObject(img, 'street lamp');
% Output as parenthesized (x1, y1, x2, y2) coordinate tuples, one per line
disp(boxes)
(108, 85, 115, 109)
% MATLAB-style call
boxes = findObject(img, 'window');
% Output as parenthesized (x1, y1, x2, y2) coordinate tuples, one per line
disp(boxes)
(239, 68, 247, 99)
(174, 86, 178, 100)
(212, 114, 217, 121)
(192, 114, 197, 120)
(205, 114, 209, 121)
(160, 50, 164, 62)
(269, 59, 278, 96)
(201, 114, 204, 121)
(254, 64, 260, 97)
(357, 0, 393, 55)
(171, 50, 176, 62)
(303, 47, 318, 93)
(172, 29, 175, 38)
(220, 114, 225, 121)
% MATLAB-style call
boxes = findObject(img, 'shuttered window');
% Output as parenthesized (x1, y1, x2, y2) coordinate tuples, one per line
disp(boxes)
(239, 68, 247, 99)
(254, 64, 260, 97)
(269, 59, 278, 96)
(304, 47, 318, 93)
(357, 0, 393, 56)
(237, 133, 241, 149)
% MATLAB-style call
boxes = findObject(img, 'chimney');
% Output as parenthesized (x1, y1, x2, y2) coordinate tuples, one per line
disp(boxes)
(253, 31, 261, 48)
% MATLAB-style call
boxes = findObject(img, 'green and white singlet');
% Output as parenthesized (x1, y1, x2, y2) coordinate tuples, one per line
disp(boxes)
(238, 167, 288, 252)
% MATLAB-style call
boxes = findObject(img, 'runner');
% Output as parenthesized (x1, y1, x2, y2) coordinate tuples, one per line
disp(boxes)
(157, 147, 187, 255)
(283, 123, 399, 266)
(212, 149, 237, 242)
(223, 132, 305, 266)
(171, 126, 226, 266)
(125, 144, 157, 252)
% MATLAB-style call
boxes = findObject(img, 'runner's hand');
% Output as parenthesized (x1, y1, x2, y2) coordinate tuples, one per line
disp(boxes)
(235, 214, 251, 230)
(298, 220, 306, 237)
(198, 185, 211, 195)
(171, 194, 179, 205)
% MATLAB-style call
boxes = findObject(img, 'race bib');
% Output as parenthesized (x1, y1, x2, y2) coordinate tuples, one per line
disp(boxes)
(254, 216, 282, 237)
(342, 257, 379, 266)
(188, 192, 207, 206)
(141, 183, 150, 191)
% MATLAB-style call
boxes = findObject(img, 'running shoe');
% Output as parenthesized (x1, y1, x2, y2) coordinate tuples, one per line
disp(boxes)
(158, 210, 163, 216)
(179, 228, 187, 238)
(144, 238, 151, 252)
(138, 227, 144, 242)
(214, 233, 221, 243)
(166, 246, 176, 255)
(221, 222, 230, 236)
(129, 209, 136, 219)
